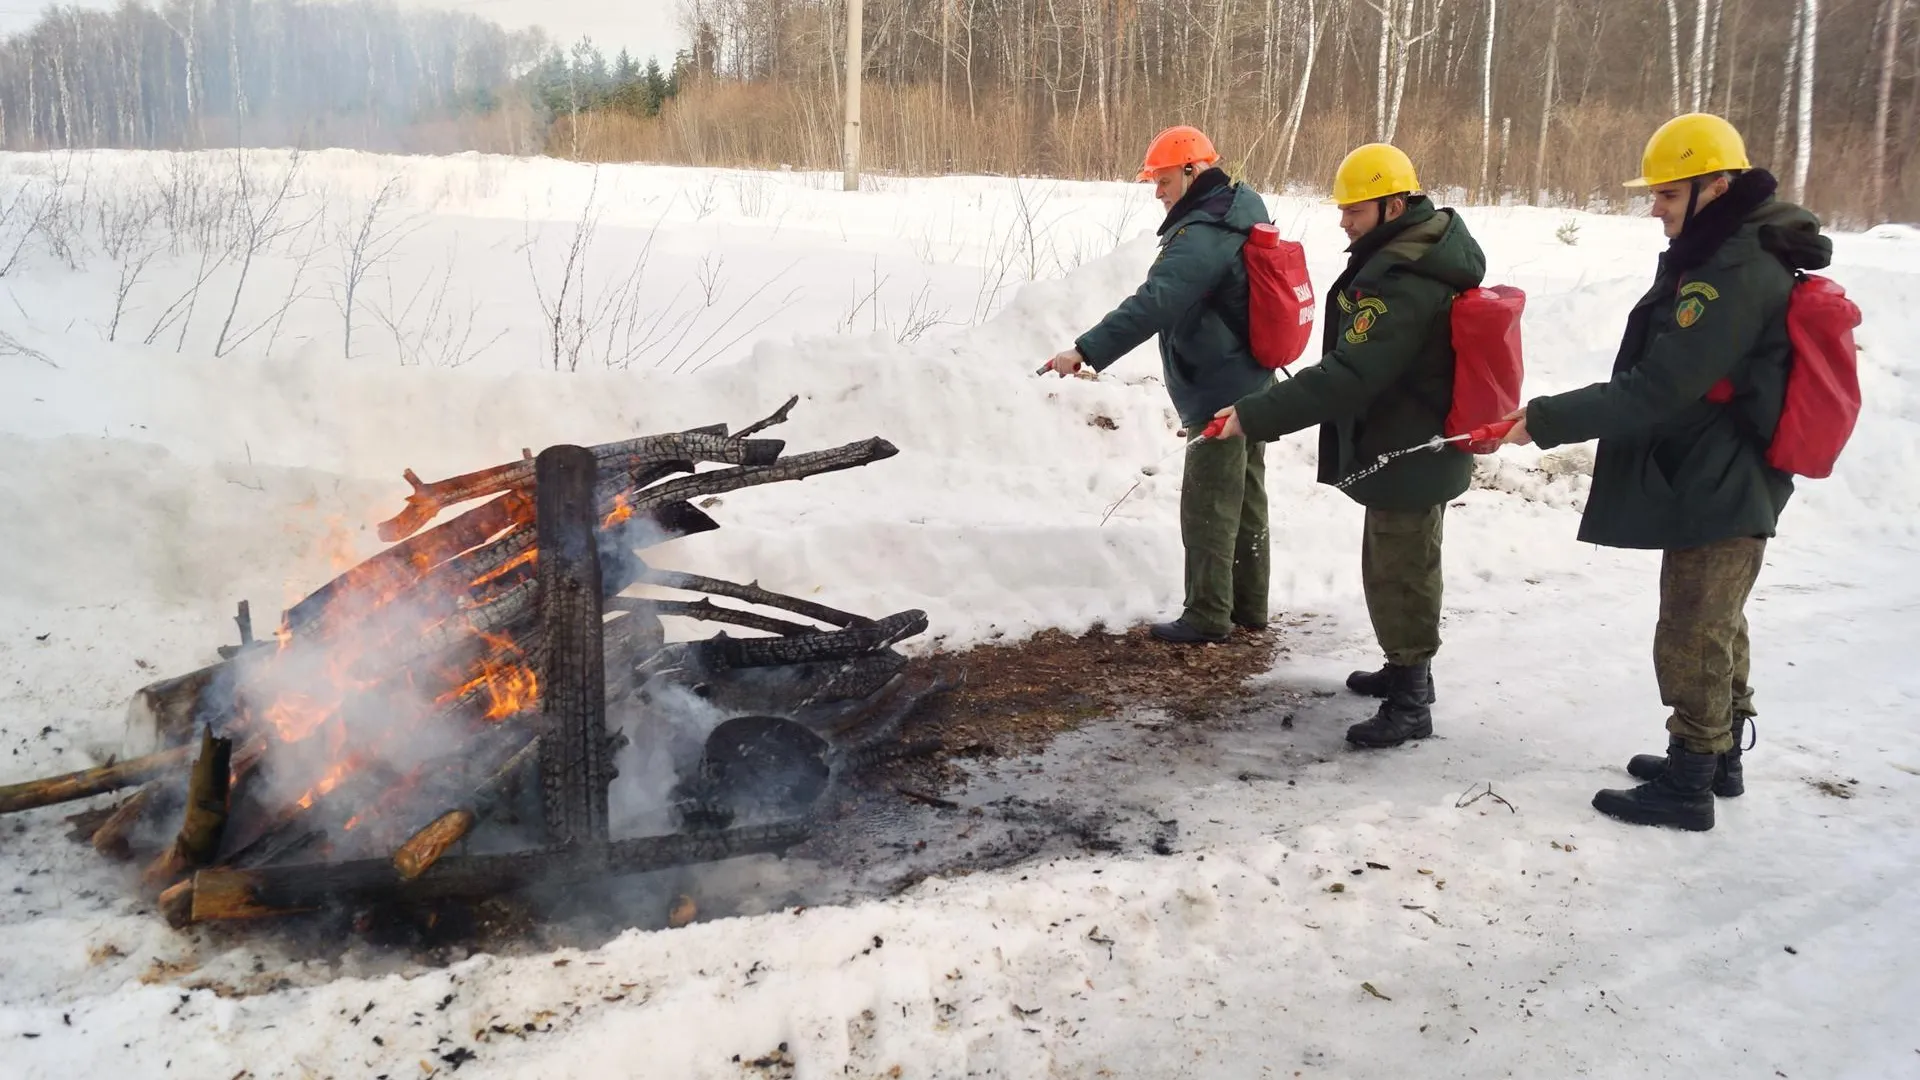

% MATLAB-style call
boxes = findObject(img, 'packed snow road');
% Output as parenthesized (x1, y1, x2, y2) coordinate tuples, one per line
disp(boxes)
(1, 151, 1917, 1078)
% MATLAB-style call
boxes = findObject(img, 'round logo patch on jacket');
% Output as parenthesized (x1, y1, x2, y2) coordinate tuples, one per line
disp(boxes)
(1675, 295, 1706, 329)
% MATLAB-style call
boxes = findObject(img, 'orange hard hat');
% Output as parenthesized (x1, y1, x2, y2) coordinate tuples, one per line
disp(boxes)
(1137, 126, 1219, 181)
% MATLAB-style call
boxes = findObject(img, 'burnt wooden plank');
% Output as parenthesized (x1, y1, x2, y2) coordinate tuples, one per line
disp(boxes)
(184, 822, 811, 921)
(535, 445, 610, 845)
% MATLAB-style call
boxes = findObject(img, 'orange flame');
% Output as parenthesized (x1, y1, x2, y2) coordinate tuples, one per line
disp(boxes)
(602, 494, 635, 530)
(470, 547, 536, 589)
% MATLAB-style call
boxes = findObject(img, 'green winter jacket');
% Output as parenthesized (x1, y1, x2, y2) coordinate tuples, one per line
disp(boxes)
(1233, 196, 1487, 511)
(1525, 173, 1829, 550)
(1075, 169, 1277, 428)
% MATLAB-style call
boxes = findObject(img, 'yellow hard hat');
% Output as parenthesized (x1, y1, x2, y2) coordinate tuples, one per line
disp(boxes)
(1332, 143, 1420, 205)
(1625, 113, 1751, 187)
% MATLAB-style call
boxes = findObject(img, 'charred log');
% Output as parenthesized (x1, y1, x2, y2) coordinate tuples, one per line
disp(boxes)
(0, 742, 196, 815)
(630, 438, 898, 516)
(632, 569, 873, 629)
(636, 611, 927, 683)
(612, 597, 818, 638)
(184, 822, 812, 922)
(287, 490, 531, 638)
(535, 446, 611, 846)
(379, 432, 786, 542)
(736, 394, 801, 439)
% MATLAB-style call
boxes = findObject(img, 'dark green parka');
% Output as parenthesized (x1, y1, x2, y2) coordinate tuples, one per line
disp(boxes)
(1525, 170, 1830, 550)
(1233, 196, 1487, 510)
(1075, 169, 1277, 428)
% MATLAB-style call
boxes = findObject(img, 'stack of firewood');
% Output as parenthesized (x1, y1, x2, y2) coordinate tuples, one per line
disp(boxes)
(0, 396, 955, 930)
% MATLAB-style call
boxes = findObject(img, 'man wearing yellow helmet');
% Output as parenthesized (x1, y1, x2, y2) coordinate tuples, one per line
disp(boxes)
(1498, 113, 1833, 831)
(1209, 143, 1487, 749)
(1043, 126, 1278, 646)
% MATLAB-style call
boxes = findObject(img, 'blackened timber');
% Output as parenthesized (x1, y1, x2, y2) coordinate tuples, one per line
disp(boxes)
(638, 611, 927, 680)
(613, 597, 819, 637)
(286, 491, 531, 637)
(377, 433, 786, 542)
(535, 445, 610, 845)
(736, 394, 801, 438)
(185, 823, 812, 921)
(630, 438, 900, 514)
(633, 569, 873, 629)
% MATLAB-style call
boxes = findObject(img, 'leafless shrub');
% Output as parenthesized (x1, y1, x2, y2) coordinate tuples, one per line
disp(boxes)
(0, 327, 55, 367)
(682, 174, 720, 220)
(695, 253, 727, 307)
(524, 169, 606, 372)
(370, 245, 505, 369)
(332, 174, 422, 359)
(214, 151, 318, 358)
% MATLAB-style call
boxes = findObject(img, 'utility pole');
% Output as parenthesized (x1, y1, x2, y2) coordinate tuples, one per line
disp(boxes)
(843, 0, 863, 191)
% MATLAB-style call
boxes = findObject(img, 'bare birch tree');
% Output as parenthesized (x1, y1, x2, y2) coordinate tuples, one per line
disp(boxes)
(1872, 0, 1903, 219)
(1793, 0, 1817, 202)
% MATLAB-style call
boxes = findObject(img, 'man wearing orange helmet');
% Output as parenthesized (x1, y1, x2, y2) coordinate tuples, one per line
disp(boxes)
(1042, 126, 1277, 645)
(1497, 113, 1832, 831)
(1209, 144, 1486, 749)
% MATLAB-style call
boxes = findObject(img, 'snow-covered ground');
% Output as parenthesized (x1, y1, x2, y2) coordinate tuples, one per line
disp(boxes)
(2, 150, 1918, 1079)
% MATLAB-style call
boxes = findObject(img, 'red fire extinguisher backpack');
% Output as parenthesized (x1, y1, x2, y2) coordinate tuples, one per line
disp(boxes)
(1242, 223, 1316, 369)
(1446, 285, 1528, 451)
(1704, 274, 1862, 480)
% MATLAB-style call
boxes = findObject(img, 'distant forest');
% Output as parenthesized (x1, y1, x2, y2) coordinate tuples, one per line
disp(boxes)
(0, 0, 690, 155)
(1, 0, 1916, 223)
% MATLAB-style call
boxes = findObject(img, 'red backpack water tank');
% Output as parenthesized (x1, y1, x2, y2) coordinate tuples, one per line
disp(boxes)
(1243, 223, 1316, 369)
(1702, 274, 1862, 479)
(1446, 285, 1528, 451)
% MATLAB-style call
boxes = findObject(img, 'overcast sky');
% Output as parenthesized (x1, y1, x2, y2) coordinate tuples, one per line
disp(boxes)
(0, 0, 688, 63)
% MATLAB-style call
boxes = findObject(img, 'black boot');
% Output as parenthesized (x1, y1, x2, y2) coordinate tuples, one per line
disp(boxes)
(1150, 618, 1227, 645)
(1345, 662, 1434, 748)
(1346, 663, 1437, 704)
(1593, 746, 1716, 831)
(1625, 717, 1750, 797)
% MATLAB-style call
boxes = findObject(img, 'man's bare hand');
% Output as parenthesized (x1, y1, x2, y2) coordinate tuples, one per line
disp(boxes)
(1499, 407, 1533, 446)
(1209, 406, 1244, 440)
(1041, 348, 1084, 376)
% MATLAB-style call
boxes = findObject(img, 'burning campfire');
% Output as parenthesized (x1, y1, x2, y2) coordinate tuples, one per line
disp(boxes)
(1, 396, 956, 931)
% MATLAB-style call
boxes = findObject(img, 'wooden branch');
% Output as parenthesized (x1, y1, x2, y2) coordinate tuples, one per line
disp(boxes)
(736, 394, 801, 438)
(184, 822, 812, 922)
(535, 445, 610, 846)
(613, 596, 819, 637)
(0, 742, 196, 815)
(628, 438, 898, 516)
(393, 809, 474, 881)
(378, 432, 786, 542)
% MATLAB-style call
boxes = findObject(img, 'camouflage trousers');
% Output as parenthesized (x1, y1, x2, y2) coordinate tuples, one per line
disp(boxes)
(1657, 537, 1766, 754)
(1180, 433, 1270, 636)
(1362, 504, 1447, 666)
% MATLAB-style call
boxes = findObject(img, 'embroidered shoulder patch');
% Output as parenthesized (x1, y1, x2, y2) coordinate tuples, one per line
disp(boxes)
(1678, 280, 1721, 301)
(1344, 296, 1389, 344)
(1675, 295, 1707, 329)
